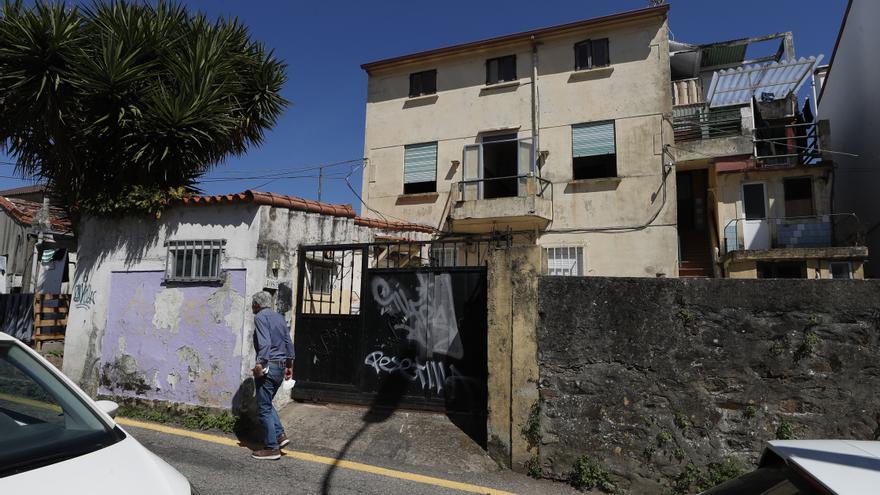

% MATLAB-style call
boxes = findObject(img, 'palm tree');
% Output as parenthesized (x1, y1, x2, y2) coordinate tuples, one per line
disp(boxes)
(0, 0, 288, 217)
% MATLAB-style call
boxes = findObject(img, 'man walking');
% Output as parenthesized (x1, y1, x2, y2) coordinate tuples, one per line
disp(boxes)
(250, 291, 295, 460)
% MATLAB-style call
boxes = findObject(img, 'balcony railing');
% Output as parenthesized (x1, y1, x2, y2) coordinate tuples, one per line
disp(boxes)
(722, 213, 863, 255)
(672, 105, 743, 142)
(456, 174, 552, 202)
(753, 122, 822, 167)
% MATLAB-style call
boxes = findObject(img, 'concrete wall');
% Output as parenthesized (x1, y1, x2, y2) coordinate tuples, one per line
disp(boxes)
(819, 0, 880, 276)
(486, 245, 540, 468)
(535, 276, 880, 494)
(64, 203, 387, 408)
(362, 13, 678, 277)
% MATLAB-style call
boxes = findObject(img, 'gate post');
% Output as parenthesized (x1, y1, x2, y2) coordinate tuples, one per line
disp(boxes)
(486, 244, 541, 471)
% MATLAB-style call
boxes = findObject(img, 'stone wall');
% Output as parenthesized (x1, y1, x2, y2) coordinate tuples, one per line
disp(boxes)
(535, 277, 880, 494)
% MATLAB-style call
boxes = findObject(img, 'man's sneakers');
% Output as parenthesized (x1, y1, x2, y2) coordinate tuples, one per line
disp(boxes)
(277, 434, 290, 449)
(251, 448, 281, 460)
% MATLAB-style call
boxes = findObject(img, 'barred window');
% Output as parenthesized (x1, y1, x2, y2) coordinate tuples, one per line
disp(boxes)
(165, 240, 225, 282)
(544, 246, 584, 276)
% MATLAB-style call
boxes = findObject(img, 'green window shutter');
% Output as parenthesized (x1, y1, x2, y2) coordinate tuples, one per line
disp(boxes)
(404, 142, 437, 184)
(572, 121, 616, 157)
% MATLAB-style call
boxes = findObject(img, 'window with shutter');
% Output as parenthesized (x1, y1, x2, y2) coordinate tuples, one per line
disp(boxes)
(572, 121, 617, 180)
(403, 142, 438, 194)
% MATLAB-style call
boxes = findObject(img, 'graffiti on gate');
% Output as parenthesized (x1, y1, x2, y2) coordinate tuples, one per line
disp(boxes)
(370, 273, 463, 359)
(363, 350, 476, 398)
(73, 274, 97, 309)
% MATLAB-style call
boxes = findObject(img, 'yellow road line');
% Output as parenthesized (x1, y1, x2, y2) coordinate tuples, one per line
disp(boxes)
(117, 417, 516, 495)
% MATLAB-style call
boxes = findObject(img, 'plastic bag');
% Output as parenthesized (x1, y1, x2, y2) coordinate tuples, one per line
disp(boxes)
(281, 378, 296, 393)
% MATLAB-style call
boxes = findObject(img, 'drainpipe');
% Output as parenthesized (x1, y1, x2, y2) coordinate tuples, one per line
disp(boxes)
(530, 36, 540, 175)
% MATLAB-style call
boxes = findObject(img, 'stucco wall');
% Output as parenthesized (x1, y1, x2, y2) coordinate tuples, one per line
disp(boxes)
(64, 203, 390, 407)
(362, 14, 677, 277)
(98, 270, 246, 407)
(818, 0, 880, 276)
(535, 276, 880, 494)
(64, 204, 262, 399)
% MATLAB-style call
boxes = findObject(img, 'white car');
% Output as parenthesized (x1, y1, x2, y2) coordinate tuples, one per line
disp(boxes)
(703, 439, 880, 495)
(0, 331, 196, 494)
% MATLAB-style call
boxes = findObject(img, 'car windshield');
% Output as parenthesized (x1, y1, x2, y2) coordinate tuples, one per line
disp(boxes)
(0, 341, 122, 478)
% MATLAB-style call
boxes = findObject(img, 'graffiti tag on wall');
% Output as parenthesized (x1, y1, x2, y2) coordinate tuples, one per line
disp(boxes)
(73, 274, 97, 309)
(364, 351, 475, 398)
(370, 273, 463, 359)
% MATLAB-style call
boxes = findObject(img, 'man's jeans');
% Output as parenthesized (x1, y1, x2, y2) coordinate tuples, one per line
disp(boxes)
(256, 363, 286, 450)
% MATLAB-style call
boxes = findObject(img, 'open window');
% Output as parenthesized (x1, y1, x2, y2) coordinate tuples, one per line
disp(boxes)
(486, 55, 516, 85)
(409, 69, 436, 97)
(403, 142, 438, 194)
(574, 38, 610, 71)
(572, 121, 617, 180)
(481, 134, 518, 199)
(783, 177, 814, 217)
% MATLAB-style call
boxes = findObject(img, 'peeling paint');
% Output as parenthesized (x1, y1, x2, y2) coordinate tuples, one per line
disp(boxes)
(167, 372, 179, 391)
(176, 346, 201, 383)
(153, 288, 184, 333)
(99, 270, 245, 408)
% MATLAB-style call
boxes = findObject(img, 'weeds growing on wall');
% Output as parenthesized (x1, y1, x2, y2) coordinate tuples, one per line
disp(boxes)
(522, 400, 543, 449)
(776, 419, 796, 440)
(569, 455, 615, 493)
(118, 404, 237, 434)
(671, 458, 746, 494)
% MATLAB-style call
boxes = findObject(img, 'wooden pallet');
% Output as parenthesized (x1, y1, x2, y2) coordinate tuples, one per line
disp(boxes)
(33, 294, 70, 351)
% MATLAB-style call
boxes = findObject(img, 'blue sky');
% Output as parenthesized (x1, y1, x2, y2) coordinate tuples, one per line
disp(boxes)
(0, 0, 848, 210)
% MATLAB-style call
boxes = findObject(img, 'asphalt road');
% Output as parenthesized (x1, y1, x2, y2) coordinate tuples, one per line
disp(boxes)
(124, 422, 579, 495)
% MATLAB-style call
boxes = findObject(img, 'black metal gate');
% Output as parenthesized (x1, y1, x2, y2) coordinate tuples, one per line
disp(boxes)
(292, 239, 490, 445)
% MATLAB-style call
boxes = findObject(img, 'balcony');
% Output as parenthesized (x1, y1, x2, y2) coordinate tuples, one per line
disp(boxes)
(671, 104, 753, 162)
(753, 121, 824, 167)
(447, 174, 553, 233)
(722, 213, 866, 262)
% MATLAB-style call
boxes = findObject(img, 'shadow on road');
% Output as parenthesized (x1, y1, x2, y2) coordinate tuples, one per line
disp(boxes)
(319, 372, 410, 495)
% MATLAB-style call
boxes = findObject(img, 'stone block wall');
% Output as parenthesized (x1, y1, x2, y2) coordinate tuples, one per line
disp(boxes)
(534, 276, 880, 494)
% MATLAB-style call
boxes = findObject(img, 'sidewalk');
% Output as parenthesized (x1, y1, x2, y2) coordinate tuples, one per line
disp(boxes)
(266, 401, 580, 494)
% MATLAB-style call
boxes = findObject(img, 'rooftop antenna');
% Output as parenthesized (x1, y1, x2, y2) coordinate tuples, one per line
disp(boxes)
(649, 0, 666, 6)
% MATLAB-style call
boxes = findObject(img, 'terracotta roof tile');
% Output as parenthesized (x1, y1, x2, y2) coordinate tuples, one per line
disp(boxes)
(0, 184, 46, 197)
(0, 196, 72, 234)
(177, 190, 356, 218)
(176, 190, 434, 233)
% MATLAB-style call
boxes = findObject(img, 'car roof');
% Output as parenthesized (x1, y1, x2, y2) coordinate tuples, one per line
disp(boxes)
(767, 440, 880, 495)
(0, 331, 14, 341)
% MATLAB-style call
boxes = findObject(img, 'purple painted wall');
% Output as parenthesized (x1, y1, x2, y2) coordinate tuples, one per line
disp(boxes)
(98, 269, 246, 408)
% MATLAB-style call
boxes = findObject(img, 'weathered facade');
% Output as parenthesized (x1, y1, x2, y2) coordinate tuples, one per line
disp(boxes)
(360, 6, 678, 278)
(63, 190, 431, 408)
(0, 190, 74, 294)
(669, 33, 867, 279)
(817, 0, 880, 277)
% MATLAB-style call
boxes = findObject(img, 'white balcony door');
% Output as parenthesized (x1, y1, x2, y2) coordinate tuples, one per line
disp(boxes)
(742, 182, 770, 250)
(462, 144, 481, 201)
